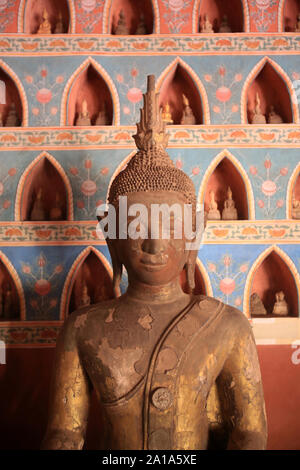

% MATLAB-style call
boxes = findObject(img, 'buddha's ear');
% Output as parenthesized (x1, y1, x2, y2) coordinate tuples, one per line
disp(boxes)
(107, 238, 123, 292)
(185, 249, 197, 294)
(184, 207, 207, 294)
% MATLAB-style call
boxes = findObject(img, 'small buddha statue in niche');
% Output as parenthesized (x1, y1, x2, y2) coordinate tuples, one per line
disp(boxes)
(292, 198, 300, 219)
(272, 291, 289, 316)
(136, 13, 147, 35)
(180, 94, 196, 125)
(114, 10, 129, 35)
(5, 103, 19, 127)
(42, 75, 267, 451)
(207, 190, 221, 220)
(219, 15, 231, 33)
(267, 105, 283, 124)
(75, 100, 91, 126)
(30, 187, 46, 221)
(49, 193, 63, 221)
(54, 12, 64, 34)
(250, 293, 267, 316)
(3, 285, 13, 320)
(251, 93, 266, 124)
(295, 14, 300, 32)
(222, 186, 238, 220)
(0, 111, 3, 127)
(37, 8, 52, 34)
(95, 104, 109, 126)
(201, 14, 214, 33)
(161, 102, 173, 124)
(79, 283, 90, 308)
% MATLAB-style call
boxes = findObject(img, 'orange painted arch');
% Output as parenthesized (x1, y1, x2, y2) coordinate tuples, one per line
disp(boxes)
(197, 149, 255, 220)
(102, 0, 160, 33)
(192, 0, 250, 33)
(60, 57, 120, 126)
(241, 56, 300, 124)
(14, 151, 74, 221)
(156, 56, 210, 125)
(243, 245, 300, 318)
(0, 59, 28, 127)
(287, 161, 300, 219)
(18, 0, 76, 33)
(60, 246, 118, 320)
(0, 250, 26, 321)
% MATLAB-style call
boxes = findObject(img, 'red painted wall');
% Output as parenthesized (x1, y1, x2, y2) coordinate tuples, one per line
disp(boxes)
(0, 345, 299, 450)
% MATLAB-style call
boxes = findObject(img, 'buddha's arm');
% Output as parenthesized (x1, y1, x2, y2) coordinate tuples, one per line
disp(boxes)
(41, 317, 91, 450)
(218, 315, 267, 450)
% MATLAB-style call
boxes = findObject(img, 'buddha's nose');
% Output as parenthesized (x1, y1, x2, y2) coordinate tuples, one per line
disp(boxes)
(141, 238, 167, 255)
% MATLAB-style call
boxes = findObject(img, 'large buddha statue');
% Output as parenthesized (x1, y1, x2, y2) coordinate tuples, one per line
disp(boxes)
(42, 75, 267, 450)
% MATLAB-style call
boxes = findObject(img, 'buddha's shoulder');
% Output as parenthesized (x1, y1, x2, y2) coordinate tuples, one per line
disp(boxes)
(194, 294, 251, 332)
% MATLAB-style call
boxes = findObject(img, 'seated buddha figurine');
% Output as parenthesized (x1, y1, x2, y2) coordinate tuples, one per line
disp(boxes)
(0, 111, 3, 127)
(180, 94, 196, 125)
(201, 15, 214, 33)
(5, 102, 19, 127)
(114, 10, 129, 35)
(219, 15, 232, 33)
(272, 291, 289, 316)
(79, 284, 91, 308)
(30, 187, 46, 221)
(75, 100, 91, 126)
(136, 13, 147, 35)
(267, 105, 283, 124)
(54, 12, 64, 34)
(42, 75, 267, 451)
(207, 190, 221, 220)
(251, 93, 266, 124)
(222, 186, 238, 220)
(161, 102, 173, 124)
(37, 8, 52, 34)
(292, 198, 300, 219)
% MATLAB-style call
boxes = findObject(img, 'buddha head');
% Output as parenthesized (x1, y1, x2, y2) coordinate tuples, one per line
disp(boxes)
(99, 76, 203, 294)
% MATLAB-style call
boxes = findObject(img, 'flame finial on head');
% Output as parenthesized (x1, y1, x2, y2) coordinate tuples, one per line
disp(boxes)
(133, 75, 169, 151)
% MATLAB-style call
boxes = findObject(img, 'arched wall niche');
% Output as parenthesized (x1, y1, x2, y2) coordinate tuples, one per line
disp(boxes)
(0, 251, 26, 321)
(104, 0, 158, 34)
(0, 62, 25, 127)
(242, 57, 298, 124)
(15, 152, 73, 222)
(156, 58, 210, 125)
(195, 0, 247, 33)
(61, 58, 119, 126)
(287, 162, 300, 219)
(245, 246, 299, 318)
(60, 247, 116, 319)
(21, 0, 71, 34)
(198, 150, 255, 220)
(280, 0, 300, 32)
(181, 258, 213, 296)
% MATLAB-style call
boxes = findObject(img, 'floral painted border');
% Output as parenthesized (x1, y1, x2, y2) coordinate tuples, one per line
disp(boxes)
(0, 220, 298, 244)
(0, 34, 299, 55)
(0, 321, 62, 346)
(1, 125, 300, 149)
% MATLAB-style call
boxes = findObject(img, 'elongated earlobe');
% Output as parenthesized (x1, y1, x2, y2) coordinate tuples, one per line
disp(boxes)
(106, 240, 122, 292)
(185, 249, 198, 294)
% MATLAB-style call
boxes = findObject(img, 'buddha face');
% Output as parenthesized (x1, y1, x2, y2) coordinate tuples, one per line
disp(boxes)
(112, 191, 193, 287)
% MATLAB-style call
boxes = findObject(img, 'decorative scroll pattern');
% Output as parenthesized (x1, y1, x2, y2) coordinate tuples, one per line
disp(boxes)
(0, 322, 62, 346)
(0, 221, 298, 244)
(1, 126, 300, 149)
(0, 34, 299, 54)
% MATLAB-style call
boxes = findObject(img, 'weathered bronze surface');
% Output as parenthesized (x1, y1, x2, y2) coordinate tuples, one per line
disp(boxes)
(42, 75, 267, 450)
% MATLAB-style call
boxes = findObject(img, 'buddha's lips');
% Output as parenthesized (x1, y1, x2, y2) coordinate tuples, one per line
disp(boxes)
(140, 254, 168, 266)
